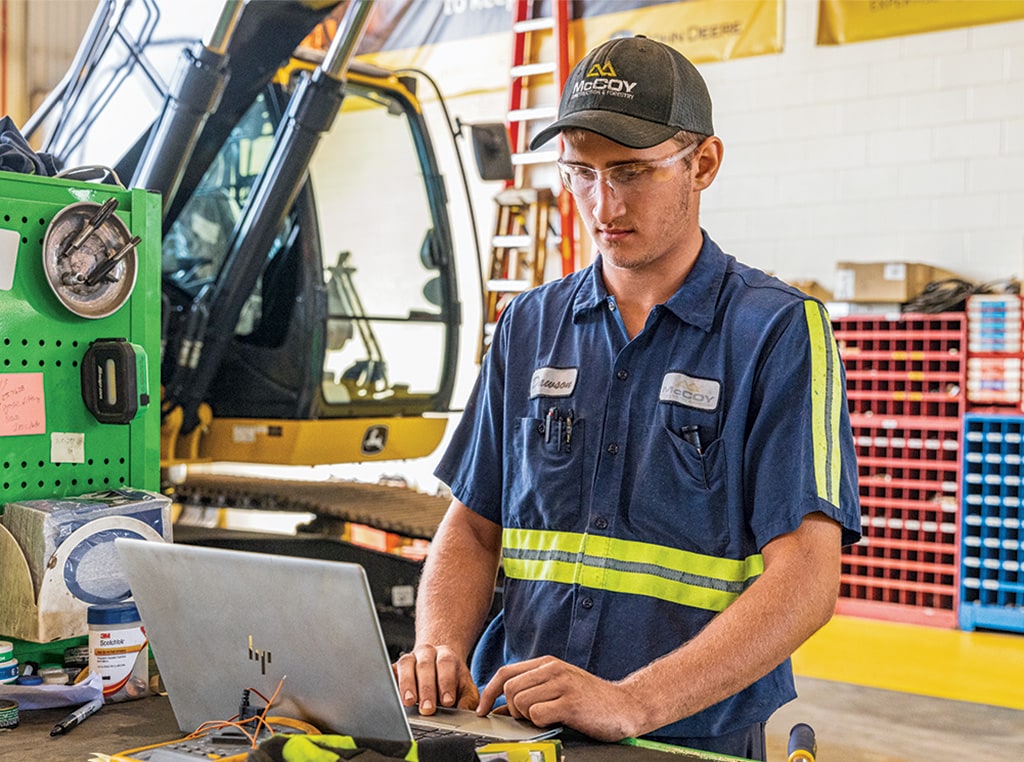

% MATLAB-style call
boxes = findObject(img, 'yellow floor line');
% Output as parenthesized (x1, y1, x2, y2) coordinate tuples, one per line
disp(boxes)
(792, 614, 1024, 710)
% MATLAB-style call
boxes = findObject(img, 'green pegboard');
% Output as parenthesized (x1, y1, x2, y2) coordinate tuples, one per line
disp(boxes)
(0, 170, 161, 505)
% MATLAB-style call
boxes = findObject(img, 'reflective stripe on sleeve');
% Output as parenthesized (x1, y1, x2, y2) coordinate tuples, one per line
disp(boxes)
(502, 527, 763, 612)
(804, 300, 843, 508)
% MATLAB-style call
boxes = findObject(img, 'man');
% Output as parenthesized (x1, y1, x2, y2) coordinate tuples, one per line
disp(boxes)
(395, 36, 861, 760)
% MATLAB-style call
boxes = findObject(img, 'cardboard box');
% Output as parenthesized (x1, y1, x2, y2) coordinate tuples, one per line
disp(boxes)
(0, 488, 171, 643)
(787, 280, 834, 302)
(833, 262, 961, 304)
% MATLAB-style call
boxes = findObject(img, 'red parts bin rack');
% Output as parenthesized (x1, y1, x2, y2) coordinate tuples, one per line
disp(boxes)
(833, 313, 966, 628)
(960, 414, 1024, 634)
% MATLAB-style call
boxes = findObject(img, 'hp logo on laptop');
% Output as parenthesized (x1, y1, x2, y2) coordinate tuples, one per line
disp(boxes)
(247, 635, 271, 675)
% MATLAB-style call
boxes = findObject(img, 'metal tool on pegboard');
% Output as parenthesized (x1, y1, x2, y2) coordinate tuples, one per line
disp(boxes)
(41, 197, 140, 319)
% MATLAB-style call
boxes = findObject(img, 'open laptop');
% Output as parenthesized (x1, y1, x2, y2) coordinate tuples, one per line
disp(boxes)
(114, 538, 560, 744)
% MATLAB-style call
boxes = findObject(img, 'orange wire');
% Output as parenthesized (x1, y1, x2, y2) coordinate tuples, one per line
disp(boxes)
(114, 676, 293, 757)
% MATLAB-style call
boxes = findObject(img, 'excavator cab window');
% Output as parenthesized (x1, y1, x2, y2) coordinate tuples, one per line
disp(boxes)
(310, 85, 447, 405)
(162, 95, 273, 296)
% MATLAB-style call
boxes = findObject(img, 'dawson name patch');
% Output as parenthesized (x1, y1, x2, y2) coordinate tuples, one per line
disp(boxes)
(530, 367, 578, 398)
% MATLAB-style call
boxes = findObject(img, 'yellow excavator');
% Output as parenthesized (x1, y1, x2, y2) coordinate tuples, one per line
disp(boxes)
(24, 0, 513, 653)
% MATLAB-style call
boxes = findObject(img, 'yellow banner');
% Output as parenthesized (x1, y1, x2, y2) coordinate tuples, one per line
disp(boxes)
(579, 0, 783, 65)
(362, 0, 782, 99)
(818, 0, 1024, 45)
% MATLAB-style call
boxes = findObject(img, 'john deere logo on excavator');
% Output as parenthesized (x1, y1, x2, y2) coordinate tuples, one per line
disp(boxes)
(362, 425, 388, 455)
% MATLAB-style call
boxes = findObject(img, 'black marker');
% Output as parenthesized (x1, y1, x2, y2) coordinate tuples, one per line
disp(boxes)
(50, 698, 103, 736)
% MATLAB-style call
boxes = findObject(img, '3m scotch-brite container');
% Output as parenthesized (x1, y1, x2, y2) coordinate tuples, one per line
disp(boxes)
(88, 601, 149, 702)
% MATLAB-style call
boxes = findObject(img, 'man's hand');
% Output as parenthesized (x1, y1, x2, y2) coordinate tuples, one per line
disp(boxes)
(477, 655, 645, 742)
(394, 644, 480, 714)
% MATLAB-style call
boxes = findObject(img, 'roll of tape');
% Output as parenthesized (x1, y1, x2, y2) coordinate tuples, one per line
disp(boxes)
(0, 699, 18, 729)
(0, 640, 13, 662)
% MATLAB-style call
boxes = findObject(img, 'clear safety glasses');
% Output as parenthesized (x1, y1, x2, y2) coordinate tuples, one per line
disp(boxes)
(556, 142, 700, 200)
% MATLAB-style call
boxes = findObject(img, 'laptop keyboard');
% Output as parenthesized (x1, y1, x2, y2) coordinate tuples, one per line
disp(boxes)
(411, 724, 503, 748)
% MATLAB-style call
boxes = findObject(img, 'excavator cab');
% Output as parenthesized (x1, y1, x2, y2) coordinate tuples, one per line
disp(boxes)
(27, 0, 467, 468)
(162, 74, 457, 420)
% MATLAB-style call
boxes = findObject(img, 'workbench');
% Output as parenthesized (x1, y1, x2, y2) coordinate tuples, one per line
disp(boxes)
(7, 694, 736, 760)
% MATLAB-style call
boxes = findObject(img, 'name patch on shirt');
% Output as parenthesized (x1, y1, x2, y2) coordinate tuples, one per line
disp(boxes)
(660, 372, 721, 411)
(530, 367, 578, 398)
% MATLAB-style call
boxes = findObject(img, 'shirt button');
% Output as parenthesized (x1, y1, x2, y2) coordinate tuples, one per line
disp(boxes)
(616, 369, 628, 381)
(606, 443, 619, 455)
(536, 423, 545, 434)
(607, 300, 616, 312)
(594, 517, 608, 530)
(581, 597, 593, 609)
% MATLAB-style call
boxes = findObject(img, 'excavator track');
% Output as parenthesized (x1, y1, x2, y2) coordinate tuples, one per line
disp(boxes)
(169, 473, 452, 541)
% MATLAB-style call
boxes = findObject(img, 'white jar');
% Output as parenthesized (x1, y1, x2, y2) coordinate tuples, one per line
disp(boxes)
(88, 601, 149, 702)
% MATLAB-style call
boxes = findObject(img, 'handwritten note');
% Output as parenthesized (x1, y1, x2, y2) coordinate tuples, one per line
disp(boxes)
(51, 432, 85, 463)
(0, 372, 46, 436)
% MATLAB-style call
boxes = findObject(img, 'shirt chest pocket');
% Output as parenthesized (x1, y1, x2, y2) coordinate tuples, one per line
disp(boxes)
(506, 415, 585, 526)
(627, 423, 728, 545)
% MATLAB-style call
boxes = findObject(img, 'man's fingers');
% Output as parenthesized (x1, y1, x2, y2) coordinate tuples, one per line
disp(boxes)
(395, 645, 479, 715)
(394, 651, 421, 706)
(478, 657, 553, 719)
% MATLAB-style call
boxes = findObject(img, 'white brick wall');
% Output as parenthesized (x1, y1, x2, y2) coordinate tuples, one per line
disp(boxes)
(699, 4, 1024, 293)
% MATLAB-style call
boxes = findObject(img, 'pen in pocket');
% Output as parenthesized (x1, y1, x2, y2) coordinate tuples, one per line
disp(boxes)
(680, 425, 703, 455)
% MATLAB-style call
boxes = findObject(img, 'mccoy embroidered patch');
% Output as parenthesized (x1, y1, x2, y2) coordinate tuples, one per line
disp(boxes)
(659, 372, 721, 411)
(530, 367, 578, 398)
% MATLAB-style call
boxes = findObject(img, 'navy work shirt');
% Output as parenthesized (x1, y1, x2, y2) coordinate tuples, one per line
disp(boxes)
(435, 232, 861, 740)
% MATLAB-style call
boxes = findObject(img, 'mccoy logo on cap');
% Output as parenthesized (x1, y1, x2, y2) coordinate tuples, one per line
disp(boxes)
(530, 35, 714, 151)
(571, 60, 638, 100)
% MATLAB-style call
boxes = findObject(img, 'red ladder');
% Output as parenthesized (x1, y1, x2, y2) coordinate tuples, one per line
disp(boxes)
(506, 0, 576, 278)
(479, 1, 578, 359)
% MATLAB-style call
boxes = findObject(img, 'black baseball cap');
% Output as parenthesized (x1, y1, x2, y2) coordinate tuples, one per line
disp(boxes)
(529, 35, 714, 151)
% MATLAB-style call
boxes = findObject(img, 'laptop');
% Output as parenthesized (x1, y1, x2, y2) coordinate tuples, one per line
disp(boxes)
(114, 538, 560, 744)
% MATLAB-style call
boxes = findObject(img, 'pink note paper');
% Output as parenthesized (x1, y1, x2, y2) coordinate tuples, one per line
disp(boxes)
(0, 372, 46, 436)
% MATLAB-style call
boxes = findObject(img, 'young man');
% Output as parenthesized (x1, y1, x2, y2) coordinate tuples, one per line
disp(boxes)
(395, 36, 861, 760)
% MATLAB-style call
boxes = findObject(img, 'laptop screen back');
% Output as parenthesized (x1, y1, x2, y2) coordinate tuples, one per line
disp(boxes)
(115, 538, 414, 742)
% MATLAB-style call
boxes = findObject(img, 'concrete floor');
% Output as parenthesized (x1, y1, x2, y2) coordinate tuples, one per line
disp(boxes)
(766, 676, 1024, 761)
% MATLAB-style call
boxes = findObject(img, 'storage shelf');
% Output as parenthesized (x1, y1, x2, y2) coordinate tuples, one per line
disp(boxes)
(835, 314, 965, 627)
(959, 413, 1024, 633)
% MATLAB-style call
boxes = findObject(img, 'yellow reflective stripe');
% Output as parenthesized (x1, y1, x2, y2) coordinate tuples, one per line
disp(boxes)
(804, 300, 843, 507)
(502, 528, 763, 612)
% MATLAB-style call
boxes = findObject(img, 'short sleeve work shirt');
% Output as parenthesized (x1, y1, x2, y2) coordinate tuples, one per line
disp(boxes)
(435, 233, 861, 739)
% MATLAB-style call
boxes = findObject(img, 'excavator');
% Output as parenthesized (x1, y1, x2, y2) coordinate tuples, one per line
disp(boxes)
(23, 0, 513, 653)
